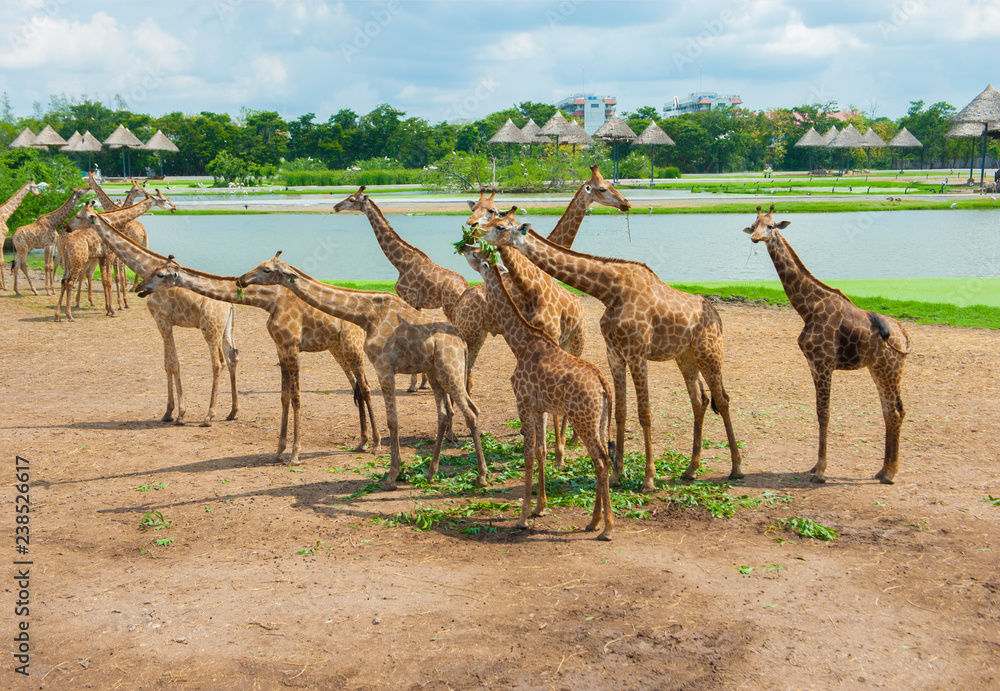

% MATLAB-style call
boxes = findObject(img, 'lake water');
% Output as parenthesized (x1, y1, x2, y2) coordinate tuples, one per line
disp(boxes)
(142, 210, 1000, 282)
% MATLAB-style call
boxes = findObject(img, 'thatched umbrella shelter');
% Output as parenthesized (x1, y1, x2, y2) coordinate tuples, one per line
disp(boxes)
(794, 127, 825, 172)
(828, 124, 866, 172)
(593, 115, 636, 182)
(950, 84, 1000, 186)
(8, 127, 37, 149)
(946, 121, 984, 183)
(860, 127, 886, 170)
(632, 121, 675, 185)
(141, 129, 180, 177)
(538, 111, 577, 159)
(520, 118, 549, 144)
(817, 126, 840, 170)
(60, 131, 83, 152)
(68, 130, 105, 173)
(31, 124, 68, 157)
(887, 127, 923, 172)
(103, 125, 143, 178)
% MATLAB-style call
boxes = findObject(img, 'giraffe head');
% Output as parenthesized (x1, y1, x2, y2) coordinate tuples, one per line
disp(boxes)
(333, 186, 369, 213)
(236, 251, 302, 288)
(581, 165, 631, 213)
(144, 188, 177, 213)
(480, 206, 531, 252)
(137, 255, 183, 296)
(744, 205, 790, 243)
(465, 188, 499, 227)
(457, 242, 504, 278)
(65, 201, 97, 233)
(27, 179, 41, 196)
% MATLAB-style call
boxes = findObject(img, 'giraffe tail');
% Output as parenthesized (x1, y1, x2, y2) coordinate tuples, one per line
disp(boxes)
(352, 379, 363, 409)
(222, 305, 239, 366)
(601, 376, 615, 459)
(868, 311, 912, 355)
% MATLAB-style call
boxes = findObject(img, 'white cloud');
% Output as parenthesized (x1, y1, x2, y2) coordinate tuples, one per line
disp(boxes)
(251, 55, 287, 90)
(486, 32, 542, 61)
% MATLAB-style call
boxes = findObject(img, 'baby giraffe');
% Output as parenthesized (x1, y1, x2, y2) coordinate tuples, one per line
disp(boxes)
(745, 205, 911, 483)
(463, 245, 614, 540)
(236, 252, 487, 490)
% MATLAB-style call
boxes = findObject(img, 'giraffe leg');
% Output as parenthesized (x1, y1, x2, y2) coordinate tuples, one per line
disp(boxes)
(160, 327, 184, 424)
(808, 363, 834, 483)
(464, 328, 487, 395)
(376, 372, 401, 490)
(425, 373, 452, 483)
(551, 413, 565, 467)
(362, 377, 382, 455)
(274, 359, 291, 462)
(0, 251, 6, 290)
(677, 355, 710, 482)
(44, 245, 55, 295)
(407, 373, 420, 393)
(532, 411, 548, 517)
(287, 356, 302, 465)
(628, 358, 657, 493)
(100, 257, 116, 317)
(607, 346, 629, 487)
(451, 387, 487, 487)
(871, 358, 906, 484)
(54, 276, 72, 322)
(16, 250, 39, 296)
(200, 343, 224, 428)
(581, 419, 614, 540)
(515, 406, 535, 529)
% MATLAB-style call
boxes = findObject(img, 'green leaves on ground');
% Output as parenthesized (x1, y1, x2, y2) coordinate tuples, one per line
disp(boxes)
(771, 517, 839, 541)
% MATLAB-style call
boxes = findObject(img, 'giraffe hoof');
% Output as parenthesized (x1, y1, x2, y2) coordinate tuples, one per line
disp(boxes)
(809, 475, 826, 484)
(514, 521, 529, 531)
(381, 480, 397, 491)
(877, 473, 895, 485)
(288, 458, 303, 467)
(531, 509, 546, 518)
(729, 470, 745, 480)
(597, 532, 613, 542)
(641, 480, 657, 493)
(226, 412, 238, 421)
(173, 420, 186, 426)
(200, 420, 213, 428)
(161, 414, 174, 423)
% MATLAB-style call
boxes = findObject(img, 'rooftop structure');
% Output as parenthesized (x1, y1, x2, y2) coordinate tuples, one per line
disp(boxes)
(663, 92, 742, 118)
(555, 93, 617, 135)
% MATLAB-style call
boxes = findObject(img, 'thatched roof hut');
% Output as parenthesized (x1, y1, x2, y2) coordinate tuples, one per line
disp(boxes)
(8, 127, 37, 149)
(487, 119, 531, 145)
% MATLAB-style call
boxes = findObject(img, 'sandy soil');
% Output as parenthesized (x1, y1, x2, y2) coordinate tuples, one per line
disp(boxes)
(1, 268, 998, 690)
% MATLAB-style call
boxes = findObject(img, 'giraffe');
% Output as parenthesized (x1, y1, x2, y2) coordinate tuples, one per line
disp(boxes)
(335, 187, 469, 392)
(481, 215, 743, 492)
(80, 208, 239, 427)
(235, 252, 487, 490)
(73, 190, 176, 311)
(545, 164, 631, 248)
(744, 205, 911, 483)
(462, 245, 614, 540)
(138, 256, 382, 463)
(465, 204, 588, 463)
(55, 202, 116, 321)
(86, 173, 172, 294)
(11, 187, 88, 296)
(0, 180, 41, 290)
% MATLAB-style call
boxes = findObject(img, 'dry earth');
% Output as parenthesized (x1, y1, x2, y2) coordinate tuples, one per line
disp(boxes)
(1, 268, 998, 690)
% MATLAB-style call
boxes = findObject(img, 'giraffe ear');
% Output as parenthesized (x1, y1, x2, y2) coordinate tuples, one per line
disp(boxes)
(775, 220, 791, 229)
(519, 223, 530, 235)
(466, 200, 477, 210)
(742, 226, 753, 235)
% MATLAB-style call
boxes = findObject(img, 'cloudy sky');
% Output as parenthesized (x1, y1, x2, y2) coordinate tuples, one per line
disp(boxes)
(1, 0, 997, 124)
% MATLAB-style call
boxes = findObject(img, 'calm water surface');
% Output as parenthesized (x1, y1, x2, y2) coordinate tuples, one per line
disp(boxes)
(143, 210, 999, 282)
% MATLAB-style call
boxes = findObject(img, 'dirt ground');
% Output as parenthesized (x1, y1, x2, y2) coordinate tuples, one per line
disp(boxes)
(2, 267, 998, 690)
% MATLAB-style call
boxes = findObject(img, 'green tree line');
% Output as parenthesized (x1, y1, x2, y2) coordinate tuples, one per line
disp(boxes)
(1, 92, 996, 183)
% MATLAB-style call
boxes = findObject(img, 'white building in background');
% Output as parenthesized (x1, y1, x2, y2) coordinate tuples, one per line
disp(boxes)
(556, 93, 617, 134)
(662, 92, 743, 118)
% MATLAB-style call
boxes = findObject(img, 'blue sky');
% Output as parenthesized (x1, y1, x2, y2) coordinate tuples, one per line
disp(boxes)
(1, 0, 997, 123)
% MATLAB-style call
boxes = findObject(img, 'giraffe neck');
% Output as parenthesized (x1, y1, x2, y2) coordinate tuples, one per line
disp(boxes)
(497, 245, 555, 309)
(0, 183, 34, 223)
(123, 187, 145, 207)
(482, 263, 555, 359)
(545, 184, 591, 248)
(87, 175, 120, 211)
(362, 198, 426, 269)
(37, 190, 86, 231)
(277, 273, 381, 332)
(87, 214, 171, 280)
(97, 199, 152, 228)
(167, 267, 277, 310)
(511, 230, 626, 304)
(764, 231, 841, 319)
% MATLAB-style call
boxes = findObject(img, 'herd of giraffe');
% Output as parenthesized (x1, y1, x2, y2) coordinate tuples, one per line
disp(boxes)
(2, 167, 911, 541)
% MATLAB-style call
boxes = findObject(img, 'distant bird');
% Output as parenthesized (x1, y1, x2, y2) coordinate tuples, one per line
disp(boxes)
(991, 195, 997, 201)
(950, 203, 958, 208)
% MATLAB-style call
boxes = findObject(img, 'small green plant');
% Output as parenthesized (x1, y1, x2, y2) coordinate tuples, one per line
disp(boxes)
(155, 538, 174, 546)
(135, 482, 166, 492)
(772, 517, 839, 541)
(983, 495, 1000, 506)
(139, 511, 171, 532)
(735, 565, 754, 575)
